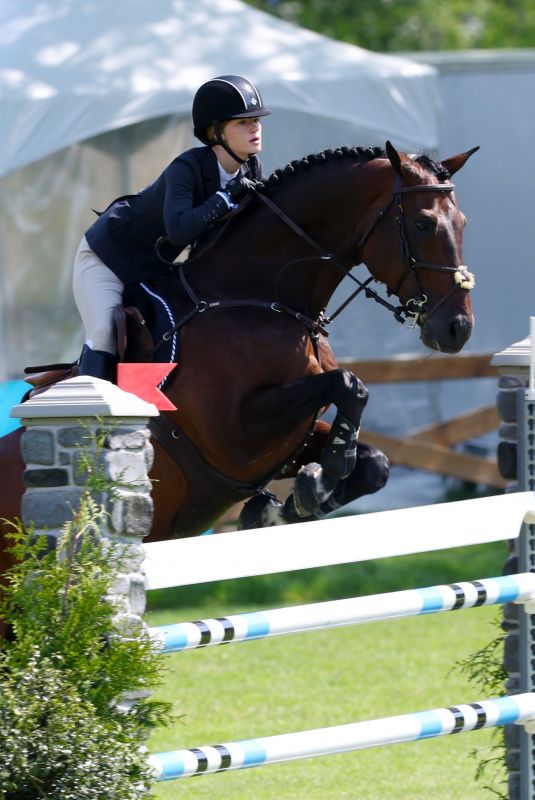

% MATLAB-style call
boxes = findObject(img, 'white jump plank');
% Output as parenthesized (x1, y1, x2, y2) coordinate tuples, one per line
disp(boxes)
(143, 491, 535, 590)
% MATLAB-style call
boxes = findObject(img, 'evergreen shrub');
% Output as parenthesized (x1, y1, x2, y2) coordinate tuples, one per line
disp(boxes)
(0, 442, 171, 799)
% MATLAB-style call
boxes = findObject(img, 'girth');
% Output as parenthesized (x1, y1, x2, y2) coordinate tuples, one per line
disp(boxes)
(149, 415, 258, 512)
(149, 410, 319, 528)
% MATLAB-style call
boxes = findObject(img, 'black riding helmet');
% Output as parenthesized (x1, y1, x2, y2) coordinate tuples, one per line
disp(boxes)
(192, 75, 271, 164)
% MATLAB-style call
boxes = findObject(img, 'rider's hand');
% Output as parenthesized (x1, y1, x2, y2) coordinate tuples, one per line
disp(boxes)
(225, 175, 259, 204)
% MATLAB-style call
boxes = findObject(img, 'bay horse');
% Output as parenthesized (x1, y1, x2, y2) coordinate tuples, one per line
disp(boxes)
(0, 141, 477, 616)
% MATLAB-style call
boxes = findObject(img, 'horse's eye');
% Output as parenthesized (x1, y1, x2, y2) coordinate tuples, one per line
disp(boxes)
(415, 219, 431, 232)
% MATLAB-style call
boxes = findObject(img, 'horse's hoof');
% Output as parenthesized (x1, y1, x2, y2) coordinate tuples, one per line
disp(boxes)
(294, 462, 335, 517)
(238, 493, 284, 530)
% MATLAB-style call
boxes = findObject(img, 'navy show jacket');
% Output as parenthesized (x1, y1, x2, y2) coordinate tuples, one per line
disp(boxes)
(85, 146, 261, 285)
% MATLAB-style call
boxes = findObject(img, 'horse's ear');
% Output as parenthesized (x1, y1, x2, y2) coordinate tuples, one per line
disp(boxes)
(441, 146, 480, 177)
(385, 140, 402, 176)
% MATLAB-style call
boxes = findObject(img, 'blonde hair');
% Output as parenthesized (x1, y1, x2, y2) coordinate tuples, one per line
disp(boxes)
(206, 120, 230, 144)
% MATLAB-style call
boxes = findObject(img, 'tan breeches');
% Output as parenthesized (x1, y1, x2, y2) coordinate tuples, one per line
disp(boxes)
(72, 236, 124, 355)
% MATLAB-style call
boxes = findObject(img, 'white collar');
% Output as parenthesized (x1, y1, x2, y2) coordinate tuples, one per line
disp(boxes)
(217, 160, 240, 187)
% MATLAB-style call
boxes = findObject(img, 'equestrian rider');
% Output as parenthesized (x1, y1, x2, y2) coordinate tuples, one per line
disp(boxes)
(73, 75, 271, 381)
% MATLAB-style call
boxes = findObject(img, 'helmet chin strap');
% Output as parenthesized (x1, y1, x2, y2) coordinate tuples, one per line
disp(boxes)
(212, 121, 247, 166)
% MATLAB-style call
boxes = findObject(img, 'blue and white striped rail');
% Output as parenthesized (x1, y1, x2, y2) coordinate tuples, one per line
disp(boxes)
(148, 693, 535, 781)
(143, 491, 535, 590)
(148, 573, 535, 654)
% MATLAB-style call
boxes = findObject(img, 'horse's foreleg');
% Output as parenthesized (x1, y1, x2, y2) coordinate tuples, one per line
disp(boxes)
(291, 409, 359, 516)
(278, 368, 367, 428)
(239, 370, 379, 528)
(283, 441, 390, 523)
(287, 370, 367, 517)
(239, 428, 389, 531)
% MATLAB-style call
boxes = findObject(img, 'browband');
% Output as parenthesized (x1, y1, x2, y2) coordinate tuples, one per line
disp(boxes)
(398, 182, 454, 194)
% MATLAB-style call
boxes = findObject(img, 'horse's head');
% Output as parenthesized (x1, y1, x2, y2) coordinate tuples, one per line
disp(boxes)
(359, 141, 478, 354)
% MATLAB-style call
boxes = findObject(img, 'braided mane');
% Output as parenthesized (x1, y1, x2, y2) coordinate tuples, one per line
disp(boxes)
(263, 145, 450, 190)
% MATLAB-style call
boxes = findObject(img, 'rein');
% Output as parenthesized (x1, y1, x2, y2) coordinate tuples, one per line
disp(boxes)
(154, 196, 328, 359)
(255, 191, 407, 324)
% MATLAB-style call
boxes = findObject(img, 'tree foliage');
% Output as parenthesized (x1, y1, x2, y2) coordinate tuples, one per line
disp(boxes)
(246, 0, 535, 51)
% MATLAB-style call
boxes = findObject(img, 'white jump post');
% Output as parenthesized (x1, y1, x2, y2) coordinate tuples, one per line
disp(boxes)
(494, 318, 535, 800)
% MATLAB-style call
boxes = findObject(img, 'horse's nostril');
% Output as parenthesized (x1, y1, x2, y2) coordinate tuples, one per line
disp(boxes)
(450, 315, 470, 345)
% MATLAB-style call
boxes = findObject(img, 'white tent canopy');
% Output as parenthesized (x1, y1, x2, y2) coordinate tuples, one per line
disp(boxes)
(0, 0, 440, 177)
(0, 0, 442, 384)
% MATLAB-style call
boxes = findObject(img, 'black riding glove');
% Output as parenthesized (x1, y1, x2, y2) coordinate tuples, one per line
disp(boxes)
(225, 175, 259, 204)
(202, 193, 232, 222)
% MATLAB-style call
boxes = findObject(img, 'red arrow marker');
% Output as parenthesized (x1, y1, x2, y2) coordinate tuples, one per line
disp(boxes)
(117, 363, 177, 410)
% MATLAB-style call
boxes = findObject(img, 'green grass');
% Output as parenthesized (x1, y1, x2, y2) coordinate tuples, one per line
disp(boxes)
(147, 594, 508, 798)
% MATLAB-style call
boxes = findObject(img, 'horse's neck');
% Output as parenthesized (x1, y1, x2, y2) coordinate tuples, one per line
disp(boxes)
(193, 160, 384, 313)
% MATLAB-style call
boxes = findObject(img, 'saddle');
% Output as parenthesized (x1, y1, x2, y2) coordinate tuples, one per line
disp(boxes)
(22, 289, 268, 512)
(24, 280, 184, 398)
(22, 308, 150, 397)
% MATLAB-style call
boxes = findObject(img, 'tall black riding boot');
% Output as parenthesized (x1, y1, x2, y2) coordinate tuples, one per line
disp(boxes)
(78, 345, 117, 383)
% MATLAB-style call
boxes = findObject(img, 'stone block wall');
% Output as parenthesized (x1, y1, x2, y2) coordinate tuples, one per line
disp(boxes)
(494, 335, 534, 800)
(497, 375, 527, 800)
(19, 420, 154, 636)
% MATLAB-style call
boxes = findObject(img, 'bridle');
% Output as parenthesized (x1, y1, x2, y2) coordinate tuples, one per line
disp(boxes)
(366, 174, 474, 327)
(254, 173, 474, 330)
